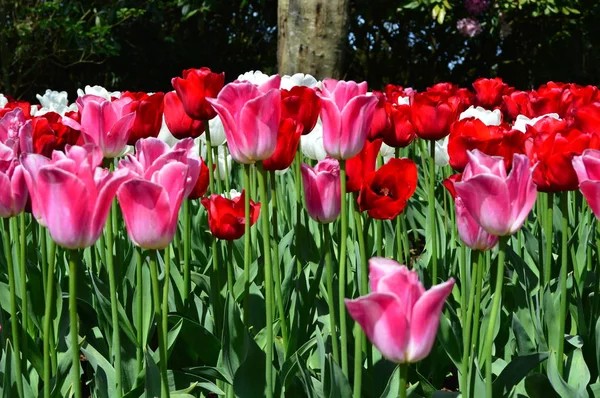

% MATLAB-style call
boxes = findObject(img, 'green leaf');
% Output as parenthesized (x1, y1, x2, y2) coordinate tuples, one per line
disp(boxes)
(80, 339, 116, 398)
(524, 373, 559, 398)
(547, 351, 586, 398)
(322, 354, 352, 398)
(492, 352, 549, 396)
(145, 349, 161, 398)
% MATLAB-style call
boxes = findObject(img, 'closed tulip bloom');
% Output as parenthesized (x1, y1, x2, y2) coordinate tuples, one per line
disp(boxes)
(472, 77, 514, 109)
(121, 91, 165, 145)
(163, 91, 205, 139)
(206, 82, 281, 164)
(74, 95, 136, 158)
(358, 157, 418, 220)
(281, 86, 321, 135)
(21, 144, 130, 248)
(172, 67, 225, 121)
(301, 158, 341, 223)
(573, 149, 600, 219)
(346, 138, 382, 193)
(454, 150, 537, 236)
(345, 258, 455, 363)
(0, 144, 28, 217)
(263, 118, 303, 171)
(188, 157, 210, 200)
(201, 190, 260, 240)
(411, 91, 461, 141)
(0, 108, 27, 154)
(117, 138, 200, 249)
(300, 119, 327, 161)
(319, 78, 379, 159)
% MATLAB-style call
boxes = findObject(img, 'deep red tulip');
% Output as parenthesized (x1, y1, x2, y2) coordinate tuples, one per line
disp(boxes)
(411, 91, 460, 141)
(346, 138, 382, 193)
(22, 112, 81, 158)
(384, 102, 416, 148)
(281, 86, 321, 135)
(358, 157, 418, 219)
(530, 83, 570, 117)
(368, 92, 392, 141)
(473, 78, 514, 109)
(384, 84, 408, 105)
(163, 91, 205, 139)
(201, 190, 260, 240)
(0, 100, 32, 119)
(502, 91, 534, 120)
(121, 91, 165, 145)
(171, 67, 225, 121)
(188, 157, 210, 200)
(263, 118, 303, 171)
(574, 102, 600, 135)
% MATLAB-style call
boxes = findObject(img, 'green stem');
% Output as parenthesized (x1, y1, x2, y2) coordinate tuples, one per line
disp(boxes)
(3, 218, 24, 398)
(18, 214, 28, 360)
(204, 120, 216, 194)
(461, 251, 480, 398)
(399, 363, 408, 398)
(401, 216, 411, 268)
(468, 252, 485, 390)
(42, 231, 56, 398)
(135, 248, 143, 375)
(223, 145, 231, 194)
(295, 152, 303, 278)
(376, 219, 383, 257)
(227, 240, 234, 295)
(148, 251, 169, 398)
(483, 236, 508, 397)
(68, 249, 82, 398)
(339, 159, 349, 376)
(429, 140, 438, 284)
(557, 192, 568, 375)
(162, 245, 171, 349)
(257, 163, 274, 398)
(323, 225, 340, 363)
(243, 164, 252, 325)
(353, 201, 370, 382)
(270, 171, 288, 347)
(40, 222, 47, 295)
(106, 196, 123, 397)
(48, 238, 57, 375)
(214, 146, 223, 194)
(183, 199, 191, 306)
(211, 237, 222, 333)
(544, 194, 554, 285)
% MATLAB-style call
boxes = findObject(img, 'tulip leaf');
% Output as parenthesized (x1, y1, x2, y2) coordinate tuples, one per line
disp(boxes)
(322, 353, 351, 398)
(524, 373, 560, 398)
(547, 351, 587, 398)
(144, 349, 161, 398)
(492, 352, 549, 396)
(81, 339, 116, 398)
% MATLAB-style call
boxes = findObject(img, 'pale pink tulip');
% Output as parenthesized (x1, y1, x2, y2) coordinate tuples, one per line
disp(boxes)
(573, 149, 600, 219)
(301, 158, 341, 223)
(69, 95, 136, 158)
(319, 79, 378, 159)
(345, 258, 455, 363)
(0, 143, 27, 217)
(20, 144, 130, 248)
(117, 137, 200, 249)
(0, 108, 27, 154)
(206, 82, 281, 164)
(454, 150, 537, 236)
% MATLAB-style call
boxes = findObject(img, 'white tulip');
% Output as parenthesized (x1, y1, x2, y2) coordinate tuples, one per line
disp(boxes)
(77, 85, 121, 100)
(0, 94, 7, 108)
(228, 189, 242, 199)
(198, 140, 232, 182)
(300, 118, 327, 161)
(459, 106, 502, 126)
(512, 113, 561, 133)
(280, 73, 320, 90)
(379, 142, 396, 165)
(35, 89, 78, 116)
(157, 116, 179, 147)
(435, 136, 450, 167)
(397, 96, 410, 106)
(237, 71, 272, 86)
(199, 116, 227, 146)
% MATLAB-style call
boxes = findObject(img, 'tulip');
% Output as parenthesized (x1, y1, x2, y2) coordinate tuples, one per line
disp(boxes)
(574, 102, 600, 135)
(300, 119, 327, 161)
(0, 108, 27, 153)
(301, 158, 341, 223)
(573, 149, 600, 219)
(263, 119, 303, 171)
(383, 101, 416, 148)
(199, 116, 227, 146)
(72, 95, 136, 158)
(0, 99, 33, 119)
(188, 157, 210, 199)
(163, 91, 205, 139)
(0, 94, 7, 108)
(77, 85, 120, 100)
(237, 70, 282, 92)
(346, 138, 382, 193)
(121, 91, 165, 145)
(411, 91, 460, 141)
(172, 67, 225, 121)
(472, 78, 513, 109)
(21, 112, 82, 158)
(369, 92, 391, 141)
(36, 89, 78, 116)
(201, 190, 260, 240)
(117, 138, 200, 249)
(0, 145, 27, 217)
(358, 157, 418, 220)
(511, 113, 561, 133)
(281, 86, 321, 135)
(345, 258, 455, 363)
(280, 73, 320, 90)
(199, 143, 232, 182)
(21, 144, 130, 248)
(207, 82, 281, 164)
(319, 79, 379, 159)
(453, 150, 537, 236)
(459, 106, 502, 126)
(502, 91, 534, 120)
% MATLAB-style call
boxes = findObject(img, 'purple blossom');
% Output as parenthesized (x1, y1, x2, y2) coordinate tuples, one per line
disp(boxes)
(464, 0, 490, 15)
(457, 18, 483, 38)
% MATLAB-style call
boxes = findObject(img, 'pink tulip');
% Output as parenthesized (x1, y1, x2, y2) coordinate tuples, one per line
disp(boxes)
(0, 108, 27, 154)
(573, 149, 600, 219)
(455, 197, 499, 250)
(206, 82, 281, 164)
(20, 144, 130, 248)
(68, 95, 136, 158)
(319, 79, 379, 159)
(345, 258, 455, 363)
(117, 137, 200, 249)
(454, 150, 537, 236)
(0, 143, 27, 217)
(301, 158, 341, 223)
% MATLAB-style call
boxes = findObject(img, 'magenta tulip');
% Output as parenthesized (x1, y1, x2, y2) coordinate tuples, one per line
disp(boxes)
(454, 150, 537, 236)
(117, 137, 200, 249)
(206, 82, 281, 164)
(319, 79, 379, 159)
(455, 197, 499, 250)
(0, 108, 27, 154)
(301, 158, 341, 223)
(69, 95, 136, 158)
(573, 149, 600, 219)
(20, 144, 130, 248)
(0, 143, 27, 217)
(345, 258, 455, 363)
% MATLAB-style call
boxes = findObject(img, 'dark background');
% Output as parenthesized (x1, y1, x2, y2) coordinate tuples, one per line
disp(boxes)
(1, 0, 598, 100)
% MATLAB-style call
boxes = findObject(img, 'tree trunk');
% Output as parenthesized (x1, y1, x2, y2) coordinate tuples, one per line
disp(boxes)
(277, 0, 349, 80)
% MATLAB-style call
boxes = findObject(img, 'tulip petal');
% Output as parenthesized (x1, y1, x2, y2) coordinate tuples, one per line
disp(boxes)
(406, 278, 455, 362)
(105, 112, 136, 157)
(20, 153, 51, 222)
(579, 181, 600, 219)
(506, 154, 537, 234)
(339, 95, 378, 159)
(345, 293, 409, 363)
(320, 98, 342, 158)
(91, 168, 131, 243)
(369, 257, 407, 292)
(239, 89, 281, 161)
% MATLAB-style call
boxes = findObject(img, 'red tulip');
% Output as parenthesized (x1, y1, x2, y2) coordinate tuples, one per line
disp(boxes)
(346, 138, 382, 193)
(384, 84, 408, 105)
(368, 92, 392, 141)
(473, 78, 513, 109)
(263, 118, 303, 171)
(384, 102, 415, 148)
(201, 190, 260, 240)
(171, 67, 225, 121)
(188, 157, 210, 199)
(23, 112, 82, 158)
(0, 100, 32, 119)
(163, 91, 205, 139)
(502, 91, 534, 120)
(281, 86, 321, 135)
(574, 102, 600, 135)
(530, 83, 570, 117)
(358, 157, 418, 219)
(121, 91, 165, 145)
(411, 91, 460, 141)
